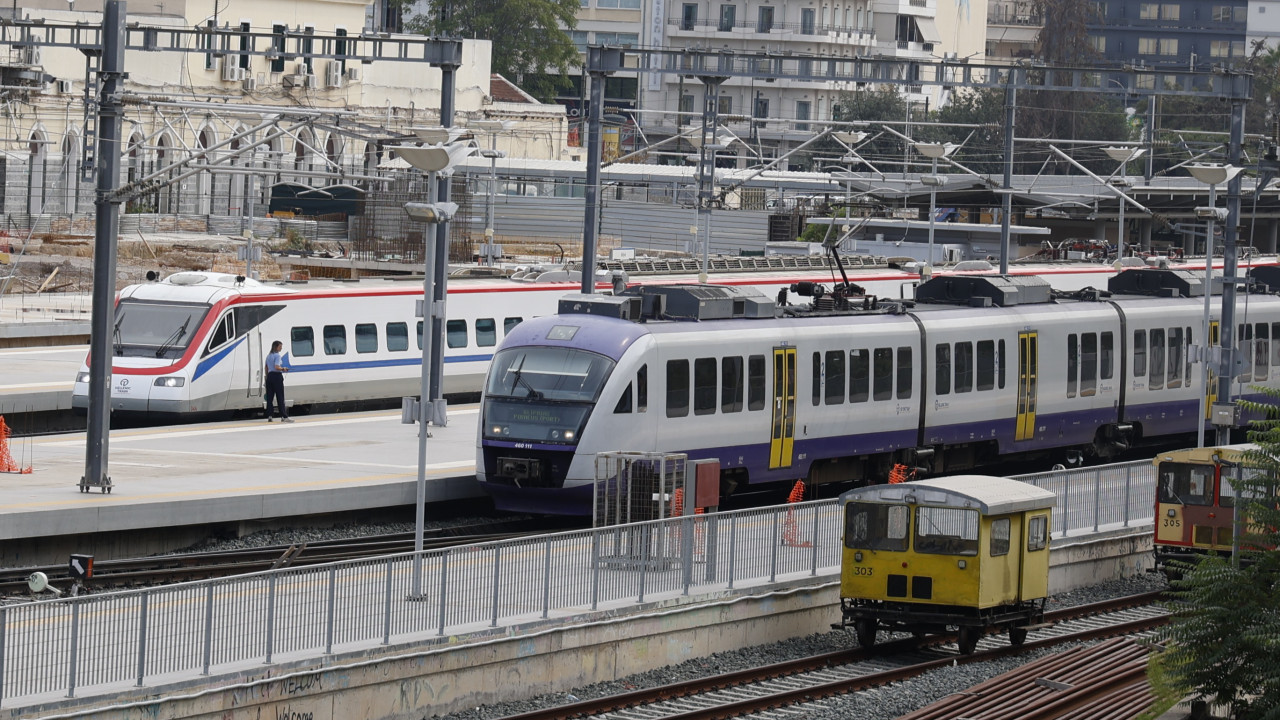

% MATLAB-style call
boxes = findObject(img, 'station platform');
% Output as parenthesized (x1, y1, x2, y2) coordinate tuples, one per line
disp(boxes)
(0, 405, 484, 565)
(0, 344, 84, 416)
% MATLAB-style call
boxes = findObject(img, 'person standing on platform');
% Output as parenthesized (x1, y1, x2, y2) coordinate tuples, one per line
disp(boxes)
(265, 340, 293, 423)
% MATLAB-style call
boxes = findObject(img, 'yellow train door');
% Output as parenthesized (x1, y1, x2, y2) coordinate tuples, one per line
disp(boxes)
(769, 347, 796, 469)
(1016, 332, 1039, 441)
(1205, 321, 1219, 419)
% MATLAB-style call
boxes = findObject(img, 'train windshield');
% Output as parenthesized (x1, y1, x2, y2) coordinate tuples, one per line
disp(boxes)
(114, 300, 211, 360)
(844, 502, 909, 552)
(483, 346, 615, 444)
(1157, 462, 1216, 506)
(914, 506, 979, 556)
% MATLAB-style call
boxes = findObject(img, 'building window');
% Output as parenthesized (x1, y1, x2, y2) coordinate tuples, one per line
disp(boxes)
(570, 30, 588, 52)
(1138, 37, 1158, 54)
(801, 7, 816, 33)
(1159, 38, 1178, 55)
(719, 4, 736, 31)
(682, 3, 698, 30)
(753, 95, 769, 128)
(1161, 3, 1179, 19)
(795, 100, 811, 131)
(758, 6, 774, 32)
(1139, 3, 1158, 19)
(718, 95, 733, 115)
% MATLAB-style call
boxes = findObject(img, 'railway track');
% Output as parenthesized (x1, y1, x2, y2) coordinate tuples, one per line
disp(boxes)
(0, 518, 579, 596)
(496, 591, 1168, 720)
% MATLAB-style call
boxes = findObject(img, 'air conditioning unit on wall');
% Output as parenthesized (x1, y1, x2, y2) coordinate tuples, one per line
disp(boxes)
(222, 61, 245, 82)
(242, 77, 258, 92)
(325, 61, 343, 88)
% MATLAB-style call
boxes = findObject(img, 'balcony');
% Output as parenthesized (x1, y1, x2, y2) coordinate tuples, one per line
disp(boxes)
(666, 16, 878, 43)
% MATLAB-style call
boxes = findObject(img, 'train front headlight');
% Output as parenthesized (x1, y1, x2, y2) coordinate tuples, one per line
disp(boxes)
(563, 430, 574, 441)
(153, 376, 186, 388)
(76, 372, 90, 384)
(957, 559, 967, 569)
(853, 551, 863, 563)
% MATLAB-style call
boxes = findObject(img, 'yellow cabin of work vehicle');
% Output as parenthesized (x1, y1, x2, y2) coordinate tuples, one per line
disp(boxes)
(837, 475, 1055, 654)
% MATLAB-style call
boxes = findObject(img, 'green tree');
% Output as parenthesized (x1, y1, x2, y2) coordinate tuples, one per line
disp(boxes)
(1153, 387, 1280, 719)
(408, 0, 579, 101)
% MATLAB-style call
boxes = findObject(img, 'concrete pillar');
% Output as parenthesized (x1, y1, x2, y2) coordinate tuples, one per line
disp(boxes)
(1138, 219, 1152, 252)
(1266, 221, 1279, 254)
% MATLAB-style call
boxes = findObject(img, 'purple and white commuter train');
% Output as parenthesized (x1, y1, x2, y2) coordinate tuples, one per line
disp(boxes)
(475, 268, 1280, 515)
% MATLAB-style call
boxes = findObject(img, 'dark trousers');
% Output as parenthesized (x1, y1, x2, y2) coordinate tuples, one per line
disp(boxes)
(265, 372, 287, 418)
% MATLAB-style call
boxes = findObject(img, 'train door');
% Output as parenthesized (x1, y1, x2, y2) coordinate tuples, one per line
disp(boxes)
(1204, 321, 1219, 420)
(1015, 332, 1038, 441)
(246, 329, 263, 398)
(769, 347, 796, 469)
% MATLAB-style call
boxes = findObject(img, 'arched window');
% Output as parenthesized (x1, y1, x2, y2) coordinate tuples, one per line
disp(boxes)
(28, 129, 48, 214)
(60, 133, 81, 214)
(196, 128, 214, 215)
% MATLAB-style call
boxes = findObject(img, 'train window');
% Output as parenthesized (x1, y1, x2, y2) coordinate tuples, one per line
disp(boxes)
(825, 350, 845, 405)
(638, 364, 648, 412)
(1167, 328, 1182, 388)
(1027, 515, 1048, 552)
(1185, 327, 1193, 384)
(1066, 334, 1078, 398)
(323, 325, 347, 355)
(722, 356, 744, 413)
(990, 517, 1010, 556)
(667, 359, 690, 418)
(896, 347, 912, 399)
(934, 345, 951, 396)
(812, 353, 822, 407)
(1081, 333, 1097, 396)
(416, 321, 423, 351)
(1101, 332, 1114, 380)
(914, 506, 979, 556)
(504, 317, 523, 335)
(1256, 323, 1269, 381)
(291, 326, 315, 357)
(976, 341, 994, 392)
(1273, 323, 1280, 367)
(206, 313, 234, 352)
(232, 305, 283, 341)
(355, 323, 378, 354)
(613, 382, 633, 413)
(748, 355, 765, 411)
(955, 342, 973, 394)
(1236, 323, 1252, 381)
(1157, 462, 1215, 506)
(447, 320, 468, 349)
(476, 318, 498, 347)
(694, 357, 717, 415)
(1133, 330, 1147, 378)
(873, 348, 892, 401)
(1149, 328, 1165, 390)
(386, 322, 408, 352)
(850, 349, 869, 403)
(844, 502, 909, 552)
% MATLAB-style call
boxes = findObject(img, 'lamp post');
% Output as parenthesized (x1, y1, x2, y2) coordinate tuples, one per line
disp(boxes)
(1102, 146, 1146, 261)
(689, 132, 731, 282)
(912, 142, 955, 271)
(394, 136, 473, 596)
(469, 120, 513, 265)
(1187, 162, 1242, 448)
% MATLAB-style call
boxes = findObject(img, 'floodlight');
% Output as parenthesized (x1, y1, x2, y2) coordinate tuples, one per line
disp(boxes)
(912, 142, 957, 159)
(1103, 146, 1146, 163)
(1195, 206, 1229, 221)
(404, 202, 459, 224)
(392, 143, 475, 172)
(1186, 163, 1243, 186)
(469, 119, 515, 133)
(410, 126, 471, 144)
(920, 175, 947, 187)
(833, 131, 868, 145)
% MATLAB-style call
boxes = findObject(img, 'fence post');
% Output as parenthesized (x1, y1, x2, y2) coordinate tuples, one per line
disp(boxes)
(324, 566, 337, 654)
(541, 536, 553, 620)
(1123, 465, 1132, 528)
(810, 503, 821, 576)
(1092, 468, 1102, 533)
(728, 513, 738, 590)
(681, 515, 694, 596)
(135, 594, 149, 686)
(0, 607, 6, 706)
(67, 602, 80, 697)
(382, 557, 393, 645)
(436, 552, 449, 636)
(202, 584, 215, 675)
(265, 574, 277, 664)
(770, 507, 781, 583)
(490, 546, 502, 628)
(638, 525, 650, 604)
(591, 530, 601, 611)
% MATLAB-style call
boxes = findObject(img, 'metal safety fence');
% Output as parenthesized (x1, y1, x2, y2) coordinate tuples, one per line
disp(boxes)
(0, 461, 1156, 707)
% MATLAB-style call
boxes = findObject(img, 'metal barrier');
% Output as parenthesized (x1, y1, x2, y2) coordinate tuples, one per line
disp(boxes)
(0, 461, 1156, 707)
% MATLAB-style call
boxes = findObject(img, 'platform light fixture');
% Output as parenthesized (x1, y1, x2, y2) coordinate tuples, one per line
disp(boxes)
(468, 119, 514, 265)
(912, 142, 957, 271)
(1102, 146, 1146, 261)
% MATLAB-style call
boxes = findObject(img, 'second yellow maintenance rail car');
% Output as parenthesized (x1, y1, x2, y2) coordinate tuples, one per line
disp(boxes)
(837, 475, 1055, 654)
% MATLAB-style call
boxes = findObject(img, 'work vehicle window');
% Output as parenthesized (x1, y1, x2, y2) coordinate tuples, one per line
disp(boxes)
(897, 347, 912, 399)
(722, 356, 744, 413)
(694, 357, 717, 415)
(1027, 515, 1048, 551)
(990, 517, 1010, 556)
(826, 350, 845, 405)
(914, 507, 979, 556)
(851, 349, 870, 402)
(476, 318, 498, 347)
(291, 327, 315, 357)
(844, 502, 909, 552)
(446, 320, 468, 348)
(386, 322, 408, 352)
(323, 325, 346, 355)
(667, 359, 689, 418)
(747, 355, 766, 410)
(1157, 462, 1215, 506)
(355, 323, 377, 353)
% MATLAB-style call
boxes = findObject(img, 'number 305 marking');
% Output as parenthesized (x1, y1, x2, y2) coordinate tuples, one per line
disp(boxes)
(1163, 518, 1182, 528)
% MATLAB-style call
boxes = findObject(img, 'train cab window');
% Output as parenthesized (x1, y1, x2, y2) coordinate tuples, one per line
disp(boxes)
(416, 321, 423, 351)
(1067, 334, 1078, 398)
(896, 347, 912, 399)
(747, 355, 766, 410)
(1149, 328, 1165, 390)
(812, 352, 822, 406)
(989, 517, 1011, 556)
(638, 364, 648, 412)
(873, 348, 892, 401)
(667, 359, 690, 418)
(206, 313, 234, 352)
(914, 506, 979, 556)
(504, 317, 523, 335)
(1101, 332, 1114, 380)
(1255, 323, 1269, 381)
(825, 350, 845, 405)
(722, 356, 744, 413)
(1157, 462, 1215, 506)
(446, 320, 468, 348)
(613, 382, 633, 413)
(1167, 327, 1183, 388)
(694, 357, 717, 415)
(476, 318, 498, 347)
(386, 322, 409, 352)
(976, 340, 994, 392)
(850, 349, 870, 402)
(291, 327, 315, 357)
(1027, 515, 1048, 552)
(323, 325, 347, 355)
(844, 502, 909, 552)
(934, 345, 951, 396)
(1081, 333, 1097, 396)
(955, 342, 973, 393)
(1133, 330, 1147, 378)
(355, 323, 378, 353)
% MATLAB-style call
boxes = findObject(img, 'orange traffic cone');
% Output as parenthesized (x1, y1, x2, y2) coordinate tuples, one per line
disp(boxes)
(781, 480, 812, 548)
(0, 416, 32, 474)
